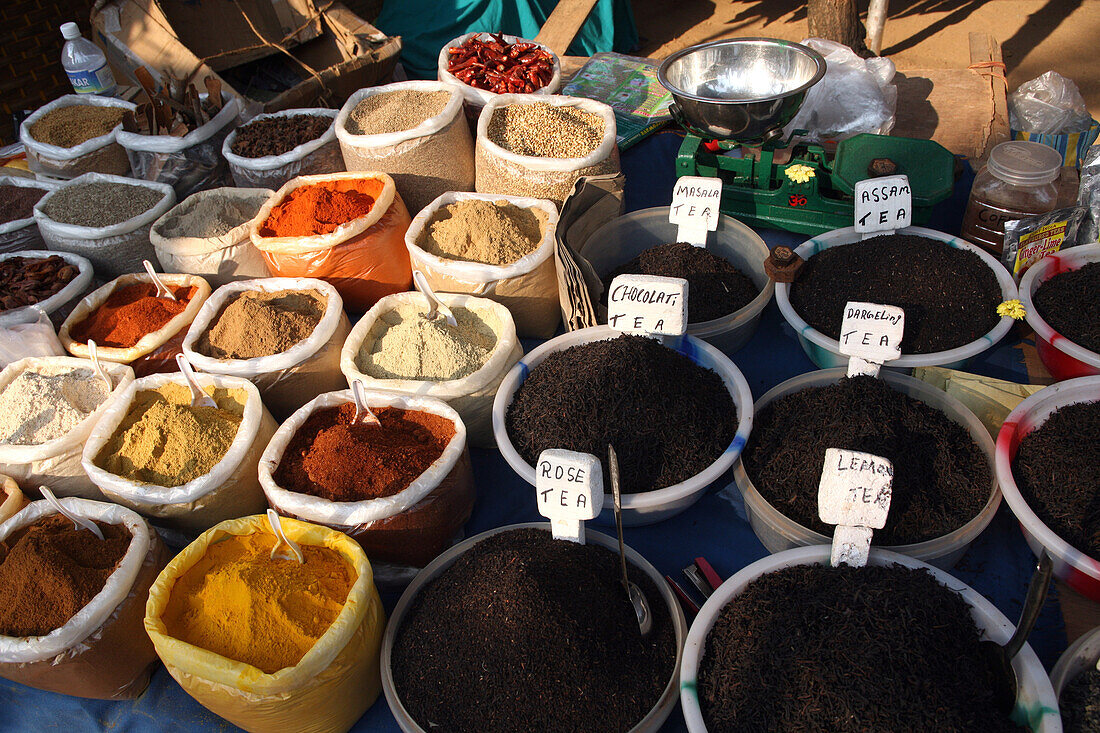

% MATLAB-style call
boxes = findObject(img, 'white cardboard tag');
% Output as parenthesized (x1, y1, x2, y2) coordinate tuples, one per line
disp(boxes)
(839, 301, 905, 377)
(854, 174, 912, 234)
(670, 176, 722, 246)
(607, 274, 688, 337)
(536, 449, 604, 544)
(818, 448, 894, 567)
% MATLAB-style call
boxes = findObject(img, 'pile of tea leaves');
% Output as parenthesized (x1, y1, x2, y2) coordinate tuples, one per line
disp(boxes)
(1061, 668, 1100, 733)
(1032, 261, 1100, 353)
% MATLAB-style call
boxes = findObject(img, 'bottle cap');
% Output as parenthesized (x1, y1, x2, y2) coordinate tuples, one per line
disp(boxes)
(986, 141, 1062, 186)
(60, 22, 81, 40)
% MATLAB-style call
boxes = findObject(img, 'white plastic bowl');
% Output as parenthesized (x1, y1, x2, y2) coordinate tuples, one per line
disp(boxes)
(733, 368, 1001, 569)
(579, 207, 775, 353)
(996, 376, 1100, 600)
(1051, 625, 1100, 701)
(1020, 243, 1100, 381)
(381, 522, 687, 733)
(492, 326, 754, 525)
(680, 545, 1061, 732)
(775, 225, 1017, 369)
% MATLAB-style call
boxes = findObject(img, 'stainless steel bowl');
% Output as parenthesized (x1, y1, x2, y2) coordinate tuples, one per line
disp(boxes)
(658, 38, 826, 143)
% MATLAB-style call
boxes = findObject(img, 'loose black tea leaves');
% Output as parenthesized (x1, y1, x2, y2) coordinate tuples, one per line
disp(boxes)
(1061, 668, 1100, 733)
(697, 563, 1024, 732)
(391, 528, 676, 733)
(743, 375, 991, 545)
(1032, 261, 1100, 353)
(789, 234, 1001, 353)
(506, 334, 738, 493)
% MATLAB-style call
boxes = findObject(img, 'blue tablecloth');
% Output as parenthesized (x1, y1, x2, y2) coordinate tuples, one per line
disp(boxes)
(0, 130, 1067, 733)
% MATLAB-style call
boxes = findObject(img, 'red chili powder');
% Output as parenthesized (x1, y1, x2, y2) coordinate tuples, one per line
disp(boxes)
(259, 179, 378, 238)
(71, 282, 196, 348)
(273, 403, 456, 502)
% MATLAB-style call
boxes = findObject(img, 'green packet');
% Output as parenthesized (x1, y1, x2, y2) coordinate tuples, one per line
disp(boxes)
(1001, 206, 1087, 279)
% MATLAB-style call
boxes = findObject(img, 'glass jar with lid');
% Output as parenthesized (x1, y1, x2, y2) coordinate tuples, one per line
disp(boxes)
(961, 141, 1062, 256)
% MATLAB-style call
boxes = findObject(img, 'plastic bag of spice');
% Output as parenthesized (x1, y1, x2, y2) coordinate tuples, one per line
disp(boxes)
(475, 94, 620, 206)
(340, 291, 522, 447)
(18, 95, 136, 179)
(33, 173, 176, 279)
(150, 188, 273, 289)
(144, 513, 385, 733)
(406, 192, 561, 338)
(335, 81, 475, 215)
(250, 172, 413, 312)
(59, 273, 212, 377)
(81, 372, 276, 533)
(0, 251, 94, 329)
(259, 389, 476, 577)
(0, 497, 169, 699)
(222, 109, 343, 190)
(182, 278, 351, 421)
(0, 176, 57, 254)
(0, 356, 135, 500)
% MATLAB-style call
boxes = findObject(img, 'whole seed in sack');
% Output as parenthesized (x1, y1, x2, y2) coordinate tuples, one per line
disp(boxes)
(0, 366, 112, 445)
(161, 530, 354, 674)
(419, 198, 547, 266)
(345, 90, 451, 136)
(28, 105, 125, 148)
(230, 115, 331, 158)
(356, 304, 497, 381)
(70, 282, 198, 349)
(156, 192, 266, 240)
(94, 383, 245, 487)
(486, 102, 604, 158)
(0, 513, 131, 636)
(42, 181, 164, 228)
(0, 255, 78, 312)
(196, 289, 327, 360)
(0, 186, 47, 224)
(258, 179, 377, 238)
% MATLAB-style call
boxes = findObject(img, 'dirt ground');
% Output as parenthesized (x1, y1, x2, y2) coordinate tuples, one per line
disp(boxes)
(632, 0, 1100, 119)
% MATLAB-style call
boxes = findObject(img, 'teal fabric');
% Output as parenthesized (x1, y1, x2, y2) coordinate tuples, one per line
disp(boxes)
(375, 0, 638, 79)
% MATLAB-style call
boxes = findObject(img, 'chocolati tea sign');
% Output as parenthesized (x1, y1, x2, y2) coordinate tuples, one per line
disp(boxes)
(536, 448, 604, 543)
(607, 274, 688, 337)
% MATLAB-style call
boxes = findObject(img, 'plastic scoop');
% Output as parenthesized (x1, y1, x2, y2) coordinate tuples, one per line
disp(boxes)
(143, 260, 177, 301)
(607, 445, 653, 637)
(175, 354, 217, 409)
(266, 509, 304, 564)
(86, 340, 113, 391)
(350, 380, 382, 426)
(412, 271, 458, 328)
(40, 486, 104, 541)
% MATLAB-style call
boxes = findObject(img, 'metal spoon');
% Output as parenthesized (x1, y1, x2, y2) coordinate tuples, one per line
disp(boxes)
(607, 445, 652, 637)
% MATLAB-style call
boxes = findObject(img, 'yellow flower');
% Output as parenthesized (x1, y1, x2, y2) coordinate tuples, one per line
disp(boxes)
(785, 164, 816, 184)
(997, 299, 1026, 320)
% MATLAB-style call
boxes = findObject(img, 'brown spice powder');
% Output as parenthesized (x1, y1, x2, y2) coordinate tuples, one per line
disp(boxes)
(419, 199, 547, 265)
(197, 289, 328, 360)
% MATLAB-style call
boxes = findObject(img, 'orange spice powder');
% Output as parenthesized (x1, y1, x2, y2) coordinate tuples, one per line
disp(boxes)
(259, 179, 378, 238)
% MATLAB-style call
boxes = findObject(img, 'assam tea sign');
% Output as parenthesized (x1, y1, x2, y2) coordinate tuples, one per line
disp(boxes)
(854, 174, 912, 233)
(536, 449, 604, 544)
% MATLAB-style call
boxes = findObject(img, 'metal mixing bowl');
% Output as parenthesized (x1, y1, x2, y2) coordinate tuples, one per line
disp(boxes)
(658, 38, 826, 143)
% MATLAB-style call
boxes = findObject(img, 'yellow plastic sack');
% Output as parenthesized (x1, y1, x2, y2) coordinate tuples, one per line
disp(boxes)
(145, 514, 385, 733)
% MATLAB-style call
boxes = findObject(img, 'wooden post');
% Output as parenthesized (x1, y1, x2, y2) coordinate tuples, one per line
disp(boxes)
(968, 31, 1010, 159)
(535, 0, 601, 58)
(866, 0, 888, 55)
(807, 0, 866, 53)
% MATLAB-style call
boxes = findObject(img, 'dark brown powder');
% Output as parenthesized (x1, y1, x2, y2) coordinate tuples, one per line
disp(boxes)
(197, 289, 327, 360)
(0, 185, 47, 225)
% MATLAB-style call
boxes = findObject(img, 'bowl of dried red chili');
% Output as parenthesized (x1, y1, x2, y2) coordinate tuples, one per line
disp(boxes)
(438, 33, 561, 109)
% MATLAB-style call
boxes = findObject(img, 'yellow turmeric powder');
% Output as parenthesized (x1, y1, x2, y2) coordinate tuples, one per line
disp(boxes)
(162, 531, 355, 674)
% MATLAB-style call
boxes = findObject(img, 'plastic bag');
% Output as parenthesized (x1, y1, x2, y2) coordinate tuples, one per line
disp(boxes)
(475, 94, 620, 206)
(0, 308, 65, 369)
(222, 109, 343, 190)
(437, 33, 562, 118)
(1009, 71, 1093, 135)
(340, 291, 522, 446)
(0, 475, 26, 523)
(0, 497, 168, 699)
(1001, 206, 1087, 279)
(1079, 143, 1100, 245)
(33, 173, 176, 279)
(0, 356, 134, 500)
(150, 187, 273, 288)
(406, 192, 561, 337)
(259, 389, 475, 573)
(336, 81, 475, 215)
(783, 38, 896, 143)
(144, 514, 384, 733)
(0, 251, 94, 330)
(18, 95, 135, 179)
(59, 273, 212, 376)
(250, 172, 413, 312)
(116, 96, 240, 199)
(0, 176, 56, 254)
(182, 278, 351, 421)
(81, 372, 276, 533)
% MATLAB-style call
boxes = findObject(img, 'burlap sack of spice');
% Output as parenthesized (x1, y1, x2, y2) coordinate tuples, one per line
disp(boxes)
(474, 94, 620, 207)
(145, 514, 385, 733)
(259, 389, 476, 576)
(222, 109, 344, 190)
(0, 250, 94, 329)
(0, 356, 134, 500)
(340, 291, 522, 447)
(335, 81, 475, 215)
(59, 272, 212, 377)
(250, 172, 413, 312)
(0, 497, 169, 699)
(406, 191, 561, 338)
(150, 188, 274, 288)
(81, 372, 276, 533)
(182, 278, 351, 421)
(19, 95, 136, 179)
(0, 475, 27, 523)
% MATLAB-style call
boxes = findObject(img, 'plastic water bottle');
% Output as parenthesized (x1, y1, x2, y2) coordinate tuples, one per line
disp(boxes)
(60, 22, 116, 97)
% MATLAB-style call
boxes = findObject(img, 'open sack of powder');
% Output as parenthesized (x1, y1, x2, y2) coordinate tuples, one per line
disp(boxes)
(340, 291, 522, 447)
(182, 278, 351, 421)
(19, 94, 136, 179)
(258, 389, 475, 579)
(405, 192, 561, 338)
(0, 356, 134, 500)
(80, 372, 276, 534)
(144, 514, 385, 733)
(223, 109, 343, 191)
(59, 272, 212, 377)
(0, 497, 169, 699)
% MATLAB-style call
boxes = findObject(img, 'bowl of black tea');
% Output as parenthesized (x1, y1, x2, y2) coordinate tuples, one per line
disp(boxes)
(1020, 243, 1100, 380)
(1050, 623, 1100, 733)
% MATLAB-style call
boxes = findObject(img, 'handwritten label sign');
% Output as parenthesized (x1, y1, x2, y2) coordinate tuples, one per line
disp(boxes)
(854, 174, 912, 234)
(670, 176, 722, 245)
(536, 449, 604, 543)
(818, 448, 894, 567)
(607, 274, 688, 337)
(839, 301, 905, 377)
